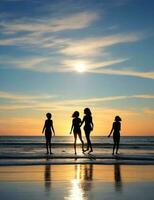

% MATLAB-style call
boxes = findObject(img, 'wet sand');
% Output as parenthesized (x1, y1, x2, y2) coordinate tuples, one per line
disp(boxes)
(0, 165, 154, 200)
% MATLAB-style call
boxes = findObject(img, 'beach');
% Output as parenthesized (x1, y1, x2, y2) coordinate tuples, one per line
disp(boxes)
(0, 165, 154, 200)
(0, 136, 154, 199)
(1, 0, 154, 199)
(0, 136, 154, 165)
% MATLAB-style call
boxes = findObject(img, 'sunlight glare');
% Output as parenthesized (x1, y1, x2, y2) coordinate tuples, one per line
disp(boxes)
(75, 63, 86, 73)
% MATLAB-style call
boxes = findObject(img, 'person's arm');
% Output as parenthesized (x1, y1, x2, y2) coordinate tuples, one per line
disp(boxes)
(91, 117, 94, 130)
(70, 120, 73, 134)
(80, 117, 85, 127)
(108, 123, 114, 137)
(42, 121, 46, 134)
(51, 121, 55, 136)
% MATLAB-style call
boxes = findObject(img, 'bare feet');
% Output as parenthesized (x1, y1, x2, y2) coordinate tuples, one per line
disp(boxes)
(88, 149, 93, 153)
(83, 148, 89, 152)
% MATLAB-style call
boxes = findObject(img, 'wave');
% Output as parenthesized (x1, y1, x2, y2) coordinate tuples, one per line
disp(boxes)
(0, 157, 154, 166)
(0, 154, 154, 160)
(0, 143, 154, 150)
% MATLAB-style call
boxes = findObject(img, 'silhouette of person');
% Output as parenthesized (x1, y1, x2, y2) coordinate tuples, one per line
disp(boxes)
(81, 108, 94, 153)
(108, 116, 122, 155)
(70, 111, 84, 154)
(42, 113, 55, 154)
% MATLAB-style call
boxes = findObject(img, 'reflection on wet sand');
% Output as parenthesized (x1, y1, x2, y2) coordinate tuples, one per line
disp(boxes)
(44, 165, 51, 194)
(43, 164, 123, 198)
(114, 164, 122, 192)
(66, 165, 93, 200)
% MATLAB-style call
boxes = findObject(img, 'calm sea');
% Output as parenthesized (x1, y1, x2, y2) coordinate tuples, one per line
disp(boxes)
(0, 136, 154, 145)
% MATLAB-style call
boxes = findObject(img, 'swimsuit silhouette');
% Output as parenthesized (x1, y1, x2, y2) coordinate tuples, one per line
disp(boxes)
(108, 116, 121, 155)
(81, 108, 94, 153)
(70, 111, 84, 154)
(42, 113, 55, 154)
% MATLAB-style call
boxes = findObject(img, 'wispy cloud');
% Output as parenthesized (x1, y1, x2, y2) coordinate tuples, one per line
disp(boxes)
(1, 11, 98, 34)
(0, 5, 151, 82)
(1, 54, 154, 80)
(60, 33, 143, 56)
(0, 11, 99, 52)
(0, 91, 56, 101)
(62, 58, 128, 71)
(0, 92, 154, 110)
(90, 68, 154, 79)
(0, 55, 61, 72)
(0, 53, 128, 72)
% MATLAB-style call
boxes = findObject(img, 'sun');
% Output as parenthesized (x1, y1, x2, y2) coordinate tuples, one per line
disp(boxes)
(74, 63, 86, 73)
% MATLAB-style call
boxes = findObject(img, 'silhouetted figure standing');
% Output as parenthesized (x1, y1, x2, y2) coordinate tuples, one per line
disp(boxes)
(108, 116, 122, 155)
(42, 113, 55, 154)
(81, 108, 94, 153)
(70, 111, 84, 154)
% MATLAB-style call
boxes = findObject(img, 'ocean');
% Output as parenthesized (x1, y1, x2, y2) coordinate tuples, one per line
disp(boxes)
(0, 136, 154, 165)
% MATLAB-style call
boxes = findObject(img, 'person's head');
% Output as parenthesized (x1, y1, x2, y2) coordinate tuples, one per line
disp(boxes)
(72, 111, 79, 118)
(46, 112, 52, 119)
(115, 116, 121, 122)
(84, 108, 91, 116)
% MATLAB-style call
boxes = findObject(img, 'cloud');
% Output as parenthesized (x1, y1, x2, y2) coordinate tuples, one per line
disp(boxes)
(0, 54, 128, 73)
(0, 8, 150, 80)
(61, 33, 142, 56)
(0, 12, 98, 51)
(1, 54, 154, 80)
(90, 68, 154, 79)
(1, 11, 98, 34)
(0, 91, 56, 101)
(134, 94, 154, 99)
(62, 58, 128, 71)
(0, 92, 154, 111)
(0, 55, 61, 72)
(51, 94, 154, 109)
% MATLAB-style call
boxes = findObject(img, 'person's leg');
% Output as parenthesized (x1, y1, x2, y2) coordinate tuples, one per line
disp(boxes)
(49, 136, 52, 154)
(85, 131, 93, 152)
(46, 138, 49, 154)
(116, 137, 120, 154)
(113, 137, 116, 155)
(88, 132, 93, 152)
(85, 131, 90, 151)
(78, 132, 84, 152)
(74, 133, 77, 154)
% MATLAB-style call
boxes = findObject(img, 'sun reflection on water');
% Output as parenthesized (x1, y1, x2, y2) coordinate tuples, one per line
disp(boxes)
(65, 165, 93, 200)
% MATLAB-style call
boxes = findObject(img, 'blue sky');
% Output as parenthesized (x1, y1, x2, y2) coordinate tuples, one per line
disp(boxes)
(0, 0, 154, 135)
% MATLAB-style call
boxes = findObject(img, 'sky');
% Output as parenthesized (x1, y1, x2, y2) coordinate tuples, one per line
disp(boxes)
(0, 0, 154, 136)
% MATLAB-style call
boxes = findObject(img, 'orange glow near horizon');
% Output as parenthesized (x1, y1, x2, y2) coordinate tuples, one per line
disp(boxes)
(0, 108, 154, 136)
